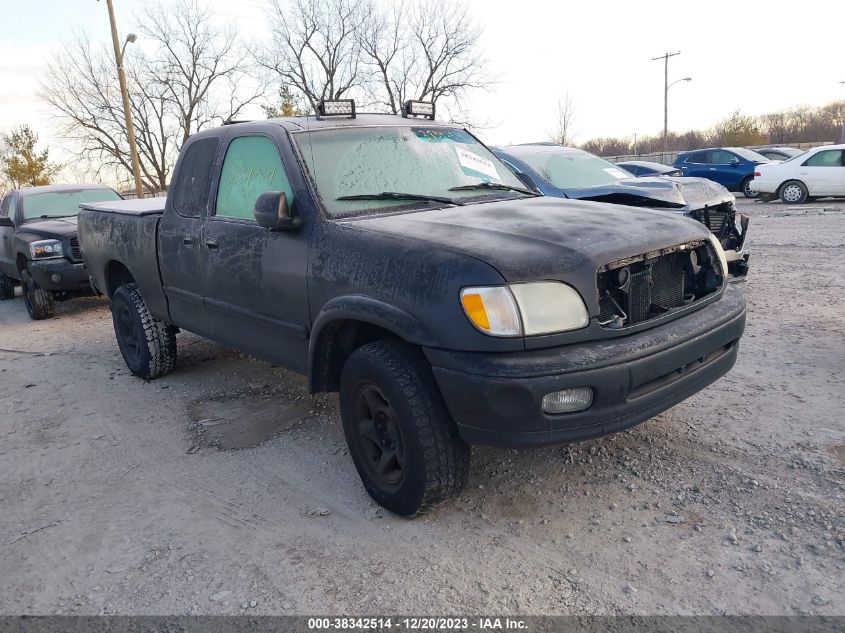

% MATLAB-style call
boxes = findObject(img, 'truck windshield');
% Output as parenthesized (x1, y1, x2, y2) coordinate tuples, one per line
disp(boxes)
(22, 189, 122, 221)
(513, 148, 633, 190)
(294, 126, 528, 217)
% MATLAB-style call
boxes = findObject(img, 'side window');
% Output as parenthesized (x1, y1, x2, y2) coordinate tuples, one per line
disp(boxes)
(803, 150, 844, 167)
(7, 195, 16, 219)
(710, 150, 736, 165)
(0, 195, 8, 217)
(215, 136, 293, 220)
(688, 151, 711, 163)
(170, 137, 219, 217)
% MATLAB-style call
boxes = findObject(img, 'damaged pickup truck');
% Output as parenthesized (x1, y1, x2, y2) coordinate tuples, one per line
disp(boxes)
(78, 101, 746, 516)
(493, 144, 751, 279)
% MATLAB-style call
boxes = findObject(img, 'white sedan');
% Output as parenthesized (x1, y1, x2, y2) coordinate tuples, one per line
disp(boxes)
(751, 144, 845, 204)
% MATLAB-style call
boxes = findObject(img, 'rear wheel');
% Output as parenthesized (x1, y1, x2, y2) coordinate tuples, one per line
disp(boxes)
(340, 339, 470, 516)
(780, 180, 808, 204)
(741, 176, 758, 198)
(21, 270, 55, 320)
(0, 274, 14, 300)
(111, 283, 177, 379)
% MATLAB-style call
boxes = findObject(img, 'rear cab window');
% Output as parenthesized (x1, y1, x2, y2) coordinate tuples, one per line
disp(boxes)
(170, 137, 219, 217)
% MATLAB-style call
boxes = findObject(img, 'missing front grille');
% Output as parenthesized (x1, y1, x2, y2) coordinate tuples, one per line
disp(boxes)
(597, 241, 722, 328)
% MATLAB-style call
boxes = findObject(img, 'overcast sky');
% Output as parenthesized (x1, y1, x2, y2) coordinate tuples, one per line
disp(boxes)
(1, 0, 842, 179)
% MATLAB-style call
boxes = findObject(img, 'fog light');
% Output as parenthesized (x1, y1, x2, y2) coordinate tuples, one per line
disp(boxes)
(542, 387, 593, 414)
(51, 273, 63, 283)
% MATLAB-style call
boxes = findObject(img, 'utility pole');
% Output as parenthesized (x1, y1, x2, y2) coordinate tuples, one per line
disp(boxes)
(104, 0, 144, 198)
(840, 81, 845, 144)
(652, 51, 681, 154)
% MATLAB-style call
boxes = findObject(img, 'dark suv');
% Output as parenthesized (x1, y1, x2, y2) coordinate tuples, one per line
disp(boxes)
(0, 184, 122, 319)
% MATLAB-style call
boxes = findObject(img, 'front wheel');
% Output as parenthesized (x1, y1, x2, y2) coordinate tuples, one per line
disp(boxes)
(21, 270, 55, 320)
(741, 176, 759, 198)
(340, 340, 470, 516)
(111, 282, 177, 379)
(779, 180, 808, 204)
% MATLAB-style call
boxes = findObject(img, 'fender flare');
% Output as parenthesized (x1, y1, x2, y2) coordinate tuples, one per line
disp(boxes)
(307, 295, 440, 390)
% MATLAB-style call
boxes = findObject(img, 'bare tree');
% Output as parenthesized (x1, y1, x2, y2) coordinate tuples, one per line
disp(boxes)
(358, 0, 490, 116)
(139, 0, 264, 144)
(41, 0, 263, 190)
(261, 0, 367, 113)
(549, 93, 576, 146)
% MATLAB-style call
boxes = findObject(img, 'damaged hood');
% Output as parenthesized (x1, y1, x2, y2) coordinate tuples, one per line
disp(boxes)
(564, 176, 734, 213)
(348, 197, 710, 289)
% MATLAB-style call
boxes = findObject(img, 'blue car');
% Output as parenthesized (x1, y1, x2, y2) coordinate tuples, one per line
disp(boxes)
(673, 147, 771, 198)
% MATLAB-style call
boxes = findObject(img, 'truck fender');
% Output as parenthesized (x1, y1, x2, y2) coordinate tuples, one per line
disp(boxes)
(308, 295, 440, 392)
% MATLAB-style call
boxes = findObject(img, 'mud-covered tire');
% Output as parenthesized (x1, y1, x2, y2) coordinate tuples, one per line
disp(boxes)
(21, 270, 55, 320)
(111, 282, 177, 380)
(0, 274, 15, 300)
(340, 339, 470, 517)
(779, 180, 808, 204)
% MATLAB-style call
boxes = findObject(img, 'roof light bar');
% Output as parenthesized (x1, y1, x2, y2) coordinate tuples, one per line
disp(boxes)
(317, 99, 356, 119)
(403, 100, 435, 120)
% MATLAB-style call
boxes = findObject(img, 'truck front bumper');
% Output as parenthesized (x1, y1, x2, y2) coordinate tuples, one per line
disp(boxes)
(28, 259, 91, 293)
(426, 285, 746, 448)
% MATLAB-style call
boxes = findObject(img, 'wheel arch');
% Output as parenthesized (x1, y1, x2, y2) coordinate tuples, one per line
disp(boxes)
(103, 260, 136, 297)
(308, 296, 440, 393)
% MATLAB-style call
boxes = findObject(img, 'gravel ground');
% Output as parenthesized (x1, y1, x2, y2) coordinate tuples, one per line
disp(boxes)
(0, 197, 843, 616)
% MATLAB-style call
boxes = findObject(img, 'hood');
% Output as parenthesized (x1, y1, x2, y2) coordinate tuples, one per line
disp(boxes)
(348, 197, 710, 290)
(564, 176, 734, 212)
(19, 216, 79, 238)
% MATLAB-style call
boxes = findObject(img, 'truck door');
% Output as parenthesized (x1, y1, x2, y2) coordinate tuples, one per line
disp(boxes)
(0, 193, 17, 277)
(201, 133, 310, 373)
(157, 136, 219, 337)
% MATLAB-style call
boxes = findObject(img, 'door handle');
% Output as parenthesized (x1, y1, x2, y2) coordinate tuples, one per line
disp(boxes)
(205, 238, 219, 250)
(709, 167, 716, 171)
(183, 235, 194, 246)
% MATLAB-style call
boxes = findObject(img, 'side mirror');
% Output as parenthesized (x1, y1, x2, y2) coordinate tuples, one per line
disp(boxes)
(730, 158, 740, 167)
(0, 216, 14, 228)
(254, 191, 300, 231)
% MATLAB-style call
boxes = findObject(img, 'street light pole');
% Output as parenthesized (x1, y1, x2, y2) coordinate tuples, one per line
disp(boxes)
(104, 0, 144, 198)
(652, 51, 681, 154)
(840, 81, 845, 144)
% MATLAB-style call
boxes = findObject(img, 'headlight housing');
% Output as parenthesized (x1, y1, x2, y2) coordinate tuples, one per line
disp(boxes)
(461, 282, 589, 337)
(30, 239, 64, 260)
(707, 234, 728, 278)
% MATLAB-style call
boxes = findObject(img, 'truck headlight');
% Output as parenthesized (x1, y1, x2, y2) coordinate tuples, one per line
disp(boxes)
(461, 282, 589, 337)
(30, 239, 64, 259)
(707, 234, 728, 278)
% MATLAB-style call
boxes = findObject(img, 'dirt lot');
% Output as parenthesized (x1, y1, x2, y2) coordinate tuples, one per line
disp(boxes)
(1, 198, 843, 616)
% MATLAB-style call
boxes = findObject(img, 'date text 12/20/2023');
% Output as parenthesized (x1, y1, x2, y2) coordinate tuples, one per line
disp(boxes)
(307, 617, 528, 630)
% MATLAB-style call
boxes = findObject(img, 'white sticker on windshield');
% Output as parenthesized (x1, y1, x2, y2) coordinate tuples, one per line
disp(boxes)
(603, 167, 630, 179)
(455, 146, 500, 180)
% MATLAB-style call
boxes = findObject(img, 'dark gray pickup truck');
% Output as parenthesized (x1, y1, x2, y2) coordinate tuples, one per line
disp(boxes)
(78, 101, 746, 516)
(0, 184, 122, 319)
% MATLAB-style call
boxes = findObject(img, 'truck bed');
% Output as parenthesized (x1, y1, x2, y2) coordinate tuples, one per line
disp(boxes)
(77, 198, 169, 319)
(80, 197, 166, 216)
